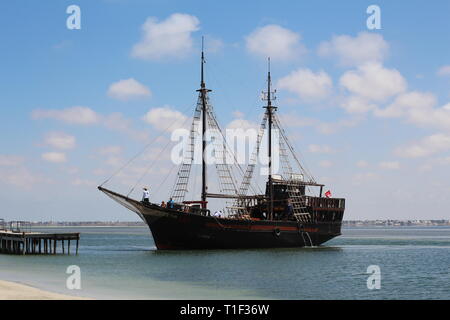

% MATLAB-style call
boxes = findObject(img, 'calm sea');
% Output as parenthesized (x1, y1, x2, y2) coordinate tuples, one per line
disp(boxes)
(0, 226, 449, 299)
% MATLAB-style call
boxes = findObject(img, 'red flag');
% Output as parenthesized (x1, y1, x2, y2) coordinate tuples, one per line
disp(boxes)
(325, 190, 332, 198)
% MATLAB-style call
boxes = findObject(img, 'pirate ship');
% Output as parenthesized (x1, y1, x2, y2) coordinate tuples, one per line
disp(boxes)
(98, 46, 345, 250)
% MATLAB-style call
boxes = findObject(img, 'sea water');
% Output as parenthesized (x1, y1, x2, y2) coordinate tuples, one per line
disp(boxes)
(0, 226, 448, 299)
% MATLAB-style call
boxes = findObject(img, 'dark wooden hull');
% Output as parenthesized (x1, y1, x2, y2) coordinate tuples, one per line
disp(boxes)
(98, 187, 342, 250)
(141, 204, 341, 250)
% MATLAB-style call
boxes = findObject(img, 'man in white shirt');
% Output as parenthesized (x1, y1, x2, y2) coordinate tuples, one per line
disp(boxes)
(213, 210, 222, 218)
(142, 187, 150, 203)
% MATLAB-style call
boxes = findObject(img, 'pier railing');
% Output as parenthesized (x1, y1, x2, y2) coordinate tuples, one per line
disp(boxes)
(9, 221, 31, 233)
(0, 219, 80, 255)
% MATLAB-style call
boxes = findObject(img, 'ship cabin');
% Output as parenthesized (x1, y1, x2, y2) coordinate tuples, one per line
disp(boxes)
(248, 174, 345, 223)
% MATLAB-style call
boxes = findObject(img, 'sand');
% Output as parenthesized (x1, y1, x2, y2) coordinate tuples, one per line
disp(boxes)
(0, 280, 90, 300)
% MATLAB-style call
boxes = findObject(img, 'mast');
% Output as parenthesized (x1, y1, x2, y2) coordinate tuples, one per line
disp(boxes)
(264, 58, 276, 220)
(198, 37, 210, 209)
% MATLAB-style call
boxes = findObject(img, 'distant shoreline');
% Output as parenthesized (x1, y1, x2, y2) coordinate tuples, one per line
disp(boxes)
(3, 220, 448, 228)
(343, 220, 450, 227)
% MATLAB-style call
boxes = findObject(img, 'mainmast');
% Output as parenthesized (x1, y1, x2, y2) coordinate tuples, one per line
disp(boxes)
(198, 37, 210, 209)
(263, 58, 277, 220)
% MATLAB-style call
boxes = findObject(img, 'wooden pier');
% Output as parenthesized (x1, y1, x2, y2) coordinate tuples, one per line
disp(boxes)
(0, 230, 80, 255)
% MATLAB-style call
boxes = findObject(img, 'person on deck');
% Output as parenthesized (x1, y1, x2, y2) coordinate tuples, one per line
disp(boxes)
(286, 198, 293, 218)
(142, 187, 150, 203)
(161, 201, 166, 208)
(167, 198, 174, 209)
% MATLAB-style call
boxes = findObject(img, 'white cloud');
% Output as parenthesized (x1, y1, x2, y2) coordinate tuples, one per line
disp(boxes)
(32, 107, 149, 141)
(32, 106, 99, 125)
(395, 133, 450, 158)
(340, 95, 377, 114)
(142, 106, 188, 131)
(0, 155, 49, 188)
(44, 132, 76, 150)
(232, 111, 245, 119)
(245, 25, 306, 61)
(0, 155, 24, 166)
(0, 167, 47, 189)
(374, 92, 450, 131)
(374, 91, 436, 118)
(131, 13, 200, 60)
(103, 112, 150, 141)
(437, 65, 450, 77)
(227, 118, 258, 131)
(315, 117, 362, 135)
(41, 152, 67, 163)
(411, 102, 450, 131)
(340, 63, 407, 102)
(107, 78, 151, 101)
(277, 69, 332, 101)
(307, 144, 334, 154)
(278, 113, 362, 135)
(318, 32, 389, 66)
(379, 161, 400, 170)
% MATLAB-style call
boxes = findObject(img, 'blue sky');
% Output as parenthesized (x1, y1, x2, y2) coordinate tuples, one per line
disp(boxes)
(1, 0, 450, 221)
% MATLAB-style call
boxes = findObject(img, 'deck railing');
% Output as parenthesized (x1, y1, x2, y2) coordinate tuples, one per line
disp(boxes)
(303, 196, 345, 209)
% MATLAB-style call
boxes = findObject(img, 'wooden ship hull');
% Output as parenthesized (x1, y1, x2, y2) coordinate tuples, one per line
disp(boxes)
(99, 187, 344, 250)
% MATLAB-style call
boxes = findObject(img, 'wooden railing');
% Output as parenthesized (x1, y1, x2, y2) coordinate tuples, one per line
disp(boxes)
(303, 196, 345, 209)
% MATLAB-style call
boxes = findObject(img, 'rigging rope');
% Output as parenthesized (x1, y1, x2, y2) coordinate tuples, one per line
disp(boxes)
(99, 102, 196, 188)
(126, 114, 193, 198)
(274, 113, 316, 183)
(206, 103, 263, 196)
(157, 162, 178, 197)
(274, 113, 318, 197)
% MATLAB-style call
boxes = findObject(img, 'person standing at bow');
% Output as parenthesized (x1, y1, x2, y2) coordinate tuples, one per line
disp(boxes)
(142, 187, 150, 203)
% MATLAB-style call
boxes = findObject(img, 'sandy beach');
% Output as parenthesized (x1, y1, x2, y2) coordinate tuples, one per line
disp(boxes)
(0, 280, 89, 300)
